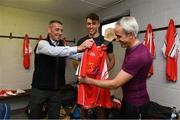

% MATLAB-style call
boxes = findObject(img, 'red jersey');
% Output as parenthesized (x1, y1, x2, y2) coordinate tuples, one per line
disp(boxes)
(78, 43, 112, 108)
(23, 34, 30, 69)
(162, 19, 180, 82)
(144, 24, 155, 76)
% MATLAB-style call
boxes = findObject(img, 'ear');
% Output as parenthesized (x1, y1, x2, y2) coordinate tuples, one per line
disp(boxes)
(48, 26, 51, 34)
(97, 21, 100, 28)
(129, 34, 133, 39)
(128, 32, 134, 39)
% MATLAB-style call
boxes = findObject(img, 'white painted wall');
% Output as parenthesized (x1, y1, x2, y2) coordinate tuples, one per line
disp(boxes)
(97, 0, 180, 110)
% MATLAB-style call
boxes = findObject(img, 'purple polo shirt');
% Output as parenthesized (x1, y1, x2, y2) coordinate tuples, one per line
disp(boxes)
(122, 43, 152, 106)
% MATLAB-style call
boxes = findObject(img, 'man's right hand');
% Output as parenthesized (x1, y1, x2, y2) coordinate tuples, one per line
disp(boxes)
(77, 39, 94, 52)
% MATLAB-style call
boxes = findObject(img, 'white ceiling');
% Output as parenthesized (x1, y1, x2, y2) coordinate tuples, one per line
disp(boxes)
(0, 0, 124, 20)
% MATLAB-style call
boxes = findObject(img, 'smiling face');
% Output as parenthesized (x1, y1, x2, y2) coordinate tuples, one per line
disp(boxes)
(86, 18, 100, 37)
(114, 24, 133, 48)
(48, 22, 63, 42)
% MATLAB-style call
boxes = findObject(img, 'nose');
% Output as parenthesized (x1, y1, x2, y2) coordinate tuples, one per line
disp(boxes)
(59, 32, 62, 36)
(58, 30, 63, 36)
(89, 24, 93, 28)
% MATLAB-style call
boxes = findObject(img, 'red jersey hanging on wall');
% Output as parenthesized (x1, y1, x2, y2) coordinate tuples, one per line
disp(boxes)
(162, 19, 180, 82)
(78, 43, 112, 109)
(23, 34, 30, 69)
(144, 24, 155, 76)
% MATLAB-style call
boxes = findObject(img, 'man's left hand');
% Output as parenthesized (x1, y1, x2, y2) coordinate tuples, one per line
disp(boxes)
(78, 76, 90, 84)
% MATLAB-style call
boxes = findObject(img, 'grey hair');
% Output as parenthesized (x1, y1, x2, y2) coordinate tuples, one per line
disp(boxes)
(116, 17, 139, 37)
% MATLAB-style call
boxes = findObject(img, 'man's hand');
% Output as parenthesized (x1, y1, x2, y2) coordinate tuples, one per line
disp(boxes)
(100, 44, 107, 51)
(78, 76, 91, 84)
(77, 39, 94, 52)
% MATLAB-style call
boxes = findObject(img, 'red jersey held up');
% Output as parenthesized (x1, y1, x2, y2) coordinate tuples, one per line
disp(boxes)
(78, 43, 112, 109)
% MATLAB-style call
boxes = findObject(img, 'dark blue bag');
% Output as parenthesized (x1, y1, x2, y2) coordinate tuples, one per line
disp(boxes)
(0, 103, 10, 119)
(70, 104, 81, 119)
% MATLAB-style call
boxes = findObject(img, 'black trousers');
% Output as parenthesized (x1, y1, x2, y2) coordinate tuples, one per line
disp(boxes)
(29, 88, 61, 119)
(120, 99, 150, 119)
(80, 107, 107, 119)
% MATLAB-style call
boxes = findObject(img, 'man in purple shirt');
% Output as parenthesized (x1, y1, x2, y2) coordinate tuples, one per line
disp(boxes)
(78, 16, 152, 118)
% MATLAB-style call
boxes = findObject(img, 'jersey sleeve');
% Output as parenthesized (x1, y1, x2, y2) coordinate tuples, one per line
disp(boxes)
(106, 42, 113, 54)
(77, 39, 83, 46)
(169, 33, 180, 57)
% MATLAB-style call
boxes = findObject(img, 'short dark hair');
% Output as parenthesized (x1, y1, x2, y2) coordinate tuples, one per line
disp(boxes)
(49, 20, 63, 25)
(86, 13, 99, 21)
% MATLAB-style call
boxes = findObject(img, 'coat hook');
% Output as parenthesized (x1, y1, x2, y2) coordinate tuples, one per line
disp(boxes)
(10, 32, 12, 40)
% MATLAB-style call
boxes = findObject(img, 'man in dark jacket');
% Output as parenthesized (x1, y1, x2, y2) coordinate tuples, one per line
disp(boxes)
(29, 20, 93, 119)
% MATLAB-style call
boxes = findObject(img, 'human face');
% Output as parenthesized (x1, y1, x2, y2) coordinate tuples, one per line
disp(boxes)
(114, 25, 132, 48)
(86, 18, 100, 37)
(48, 22, 63, 41)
